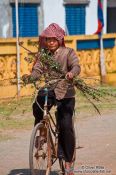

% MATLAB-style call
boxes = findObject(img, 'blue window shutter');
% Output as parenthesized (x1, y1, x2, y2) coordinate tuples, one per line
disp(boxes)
(65, 5, 85, 35)
(11, 3, 39, 37)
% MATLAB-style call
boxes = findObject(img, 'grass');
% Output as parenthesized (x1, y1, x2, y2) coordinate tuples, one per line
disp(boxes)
(0, 116, 34, 130)
(0, 97, 33, 117)
(0, 97, 34, 141)
(74, 85, 116, 118)
(0, 86, 116, 141)
(0, 97, 34, 129)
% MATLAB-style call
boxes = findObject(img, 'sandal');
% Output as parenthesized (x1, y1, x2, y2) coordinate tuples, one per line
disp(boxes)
(65, 167, 74, 175)
(65, 163, 74, 175)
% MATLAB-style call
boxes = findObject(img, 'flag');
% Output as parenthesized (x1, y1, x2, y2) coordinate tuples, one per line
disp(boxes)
(95, 0, 104, 34)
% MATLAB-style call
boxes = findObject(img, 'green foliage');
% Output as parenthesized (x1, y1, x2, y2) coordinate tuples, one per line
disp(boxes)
(40, 49, 62, 73)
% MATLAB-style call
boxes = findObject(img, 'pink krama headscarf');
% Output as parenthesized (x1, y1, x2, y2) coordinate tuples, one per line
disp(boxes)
(39, 23, 66, 48)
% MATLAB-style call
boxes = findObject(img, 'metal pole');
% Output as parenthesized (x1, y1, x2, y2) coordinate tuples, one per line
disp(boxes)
(100, 0, 106, 83)
(15, 0, 20, 97)
(100, 34, 106, 77)
(103, 0, 107, 34)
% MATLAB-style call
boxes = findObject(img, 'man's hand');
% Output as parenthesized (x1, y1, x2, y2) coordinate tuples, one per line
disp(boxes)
(65, 72, 74, 80)
(22, 74, 31, 84)
(22, 74, 36, 84)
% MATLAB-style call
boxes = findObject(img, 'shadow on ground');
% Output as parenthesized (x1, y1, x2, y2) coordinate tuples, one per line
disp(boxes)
(8, 169, 59, 175)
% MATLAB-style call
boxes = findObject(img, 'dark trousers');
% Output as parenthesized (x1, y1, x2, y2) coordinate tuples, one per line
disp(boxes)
(33, 91, 75, 162)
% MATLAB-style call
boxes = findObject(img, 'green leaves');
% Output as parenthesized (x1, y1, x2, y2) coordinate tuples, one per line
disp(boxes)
(39, 49, 63, 76)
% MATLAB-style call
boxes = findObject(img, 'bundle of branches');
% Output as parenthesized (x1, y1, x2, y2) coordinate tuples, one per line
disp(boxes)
(38, 48, 63, 79)
(25, 48, 116, 114)
(72, 78, 116, 114)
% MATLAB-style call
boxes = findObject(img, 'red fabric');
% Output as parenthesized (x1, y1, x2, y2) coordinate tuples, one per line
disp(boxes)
(39, 23, 66, 48)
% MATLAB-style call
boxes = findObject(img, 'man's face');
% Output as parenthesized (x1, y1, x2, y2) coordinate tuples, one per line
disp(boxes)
(46, 37, 59, 52)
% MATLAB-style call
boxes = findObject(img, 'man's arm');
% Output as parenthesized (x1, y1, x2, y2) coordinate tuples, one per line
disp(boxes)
(22, 54, 43, 84)
(31, 58, 43, 80)
(66, 48, 81, 79)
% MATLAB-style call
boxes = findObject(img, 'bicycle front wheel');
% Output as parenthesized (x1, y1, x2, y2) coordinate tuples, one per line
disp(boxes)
(29, 122, 51, 175)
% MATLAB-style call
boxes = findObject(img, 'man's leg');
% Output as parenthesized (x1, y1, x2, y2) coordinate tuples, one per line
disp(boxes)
(33, 95, 45, 126)
(56, 98, 75, 163)
(33, 92, 55, 125)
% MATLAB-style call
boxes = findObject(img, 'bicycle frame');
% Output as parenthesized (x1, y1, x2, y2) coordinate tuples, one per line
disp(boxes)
(41, 87, 59, 164)
(43, 88, 48, 117)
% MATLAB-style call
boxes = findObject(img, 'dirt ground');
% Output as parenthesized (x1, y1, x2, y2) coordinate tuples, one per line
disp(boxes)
(0, 112, 116, 175)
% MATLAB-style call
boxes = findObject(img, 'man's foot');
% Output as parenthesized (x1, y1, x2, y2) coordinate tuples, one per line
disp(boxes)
(65, 162, 74, 175)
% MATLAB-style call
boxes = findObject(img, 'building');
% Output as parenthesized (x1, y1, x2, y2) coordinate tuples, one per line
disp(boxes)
(0, 0, 116, 38)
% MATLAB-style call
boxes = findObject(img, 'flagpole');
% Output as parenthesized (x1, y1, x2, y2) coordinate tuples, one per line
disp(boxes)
(103, 0, 107, 34)
(15, 0, 20, 97)
(99, 33, 106, 83)
(99, 0, 106, 84)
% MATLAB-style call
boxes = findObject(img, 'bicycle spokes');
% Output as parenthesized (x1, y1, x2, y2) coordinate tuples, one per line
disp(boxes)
(29, 123, 51, 175)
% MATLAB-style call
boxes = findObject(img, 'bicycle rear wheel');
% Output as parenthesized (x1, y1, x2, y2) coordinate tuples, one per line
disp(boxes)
(29, 122, 51, 175)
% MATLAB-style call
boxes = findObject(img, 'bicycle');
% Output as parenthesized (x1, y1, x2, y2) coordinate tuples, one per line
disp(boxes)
(29, 79, 76, 175)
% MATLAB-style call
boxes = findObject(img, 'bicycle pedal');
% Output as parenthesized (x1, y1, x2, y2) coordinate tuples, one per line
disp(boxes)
(35, 136, 46, 149)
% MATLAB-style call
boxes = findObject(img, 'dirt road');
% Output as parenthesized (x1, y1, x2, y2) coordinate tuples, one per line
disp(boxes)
(0, 112, 116, 175)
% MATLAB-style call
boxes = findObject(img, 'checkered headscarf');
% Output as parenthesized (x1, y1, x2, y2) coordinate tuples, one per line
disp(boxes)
(39, 23, 66, 48)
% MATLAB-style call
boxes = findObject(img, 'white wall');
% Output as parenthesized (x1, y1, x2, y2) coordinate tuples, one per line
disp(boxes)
(86, 0, 107, 35)
(103, 0, 107, 34)
(43, 0, 65, 31)
(43, 0, 107, 35)
(86, 0, 97, 35)
(0, 0, 12, 38)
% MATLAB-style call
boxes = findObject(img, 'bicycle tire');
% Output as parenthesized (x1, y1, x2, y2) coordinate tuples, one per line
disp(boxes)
(29, 122, 52, 175)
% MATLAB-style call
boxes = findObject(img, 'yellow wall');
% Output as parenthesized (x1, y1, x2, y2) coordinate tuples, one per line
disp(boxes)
(0, 34, 116, 99)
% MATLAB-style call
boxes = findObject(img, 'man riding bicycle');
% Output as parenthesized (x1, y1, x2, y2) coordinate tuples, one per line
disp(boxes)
(22, 23, 81, 175)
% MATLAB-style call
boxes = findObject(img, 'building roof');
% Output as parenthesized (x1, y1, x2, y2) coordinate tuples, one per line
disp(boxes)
(10, 0, 41, 4)
(63, 0, 90, 5)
